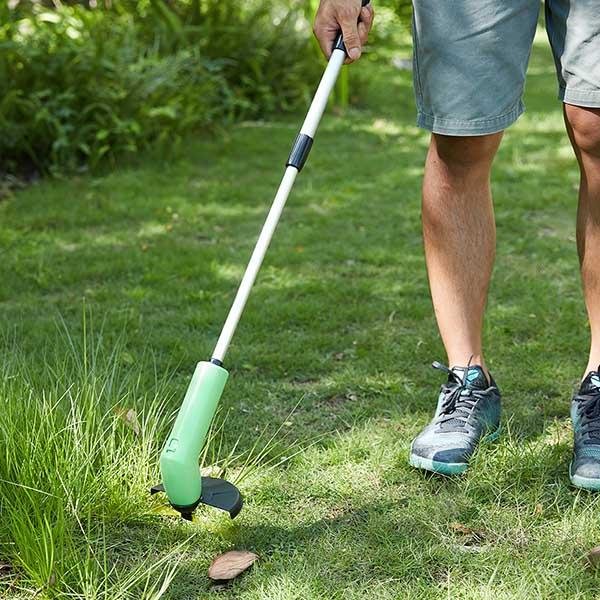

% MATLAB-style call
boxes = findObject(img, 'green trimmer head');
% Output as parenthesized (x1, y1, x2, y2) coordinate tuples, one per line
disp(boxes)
(152, 3, 369, 521)
(152, 361, 243, 520)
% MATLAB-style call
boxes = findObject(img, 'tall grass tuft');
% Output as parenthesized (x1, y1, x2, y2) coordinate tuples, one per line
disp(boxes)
(0, 320, 183, 598)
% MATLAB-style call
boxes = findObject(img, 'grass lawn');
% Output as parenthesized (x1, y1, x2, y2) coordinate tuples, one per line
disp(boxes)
(2, 27, 600, 599)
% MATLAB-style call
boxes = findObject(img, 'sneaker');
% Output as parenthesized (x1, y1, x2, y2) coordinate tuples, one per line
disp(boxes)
(570, 368, 600, 491)
(409, 361, 501, 475)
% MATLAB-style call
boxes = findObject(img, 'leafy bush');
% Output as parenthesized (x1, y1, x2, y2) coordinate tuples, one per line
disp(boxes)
(0, 11, 224, 172)
(0, 1, 320, 175)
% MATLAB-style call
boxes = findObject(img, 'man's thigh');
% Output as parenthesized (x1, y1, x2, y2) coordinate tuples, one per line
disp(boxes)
(412, 0, 540, 136)
(546, 0, 600, 108)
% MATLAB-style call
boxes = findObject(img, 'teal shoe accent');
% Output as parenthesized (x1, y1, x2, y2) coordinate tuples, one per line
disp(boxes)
(409, 361, 501, 476)
(408, 452, 468, 475)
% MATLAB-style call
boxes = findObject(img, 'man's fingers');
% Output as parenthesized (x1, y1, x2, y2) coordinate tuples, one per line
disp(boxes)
(361, 5, 374, 33)
(313, 26, 334, 59)
(313, 4, 339, 59)
(340, 17, 362, 61)
(358, 21, 368, 47)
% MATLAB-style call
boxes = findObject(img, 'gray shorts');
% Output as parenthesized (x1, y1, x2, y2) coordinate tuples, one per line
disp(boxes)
(412, 0, 600, 136)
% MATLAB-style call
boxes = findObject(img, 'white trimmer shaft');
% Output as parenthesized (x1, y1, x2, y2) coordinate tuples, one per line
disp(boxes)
(211, 47, 347, 364)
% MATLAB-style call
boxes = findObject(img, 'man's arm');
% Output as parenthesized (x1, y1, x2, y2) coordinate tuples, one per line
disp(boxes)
(313, 0, 374, 63)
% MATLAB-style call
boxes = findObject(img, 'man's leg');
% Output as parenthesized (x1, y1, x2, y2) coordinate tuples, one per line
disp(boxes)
(563, 106, 600, 490)
(409, 0, 539, 475)
(409, 133, 503, 475)
(564, 105, 600, 376)
(422, 132, 502, 376)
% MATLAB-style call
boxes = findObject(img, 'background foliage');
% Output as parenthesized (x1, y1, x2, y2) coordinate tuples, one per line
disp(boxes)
(0, 0, 323, 175)
(0, 0, 410, 177)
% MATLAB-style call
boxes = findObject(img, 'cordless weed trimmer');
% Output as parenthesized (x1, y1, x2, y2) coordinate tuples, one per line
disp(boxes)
(152, 1, 371, 521)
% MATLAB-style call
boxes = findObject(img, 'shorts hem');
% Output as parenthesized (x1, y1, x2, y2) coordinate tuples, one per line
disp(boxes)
(416, 103, 524, 136)
(560, 87, 600, 108)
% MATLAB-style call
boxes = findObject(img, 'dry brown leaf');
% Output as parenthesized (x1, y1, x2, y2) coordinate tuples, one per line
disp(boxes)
(208, 550, 258, 581)
(113, 407, 141, 436)
(586, 546, 600, 569)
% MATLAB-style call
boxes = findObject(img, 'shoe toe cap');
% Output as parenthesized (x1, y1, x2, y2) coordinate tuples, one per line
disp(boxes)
(411, 438, 470, 464)
(431, 447, 470, 464)
(572, 458, 600, 481)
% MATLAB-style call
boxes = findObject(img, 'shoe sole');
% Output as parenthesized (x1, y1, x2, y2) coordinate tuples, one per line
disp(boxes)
(408, 426, 501, 476)
(569, 462, 600, 491)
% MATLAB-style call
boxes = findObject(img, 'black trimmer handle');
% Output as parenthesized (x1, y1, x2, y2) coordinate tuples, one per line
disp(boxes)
(333, 0, 371, 53)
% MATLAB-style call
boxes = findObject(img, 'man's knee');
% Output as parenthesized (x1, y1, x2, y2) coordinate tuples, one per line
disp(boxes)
(565, 105, 600, 159)
(430, 132, 503, 173)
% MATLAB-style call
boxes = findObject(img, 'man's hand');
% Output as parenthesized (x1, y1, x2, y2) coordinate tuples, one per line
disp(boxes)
(313, 0, 374, 63)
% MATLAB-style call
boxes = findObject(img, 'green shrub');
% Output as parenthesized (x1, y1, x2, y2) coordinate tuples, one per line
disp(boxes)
(0, 1, 320, 175)
(0, 10, 224, 172)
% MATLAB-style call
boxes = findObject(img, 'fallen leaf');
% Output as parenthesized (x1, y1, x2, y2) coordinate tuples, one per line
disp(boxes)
(208, 550, 258, 581)
(587, 546, 600, 569)
(113, 407, 141, 436)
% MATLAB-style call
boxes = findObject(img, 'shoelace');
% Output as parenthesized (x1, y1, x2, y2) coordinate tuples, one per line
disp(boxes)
(432, 360, 490, 430)
(576, 372, 600, 444)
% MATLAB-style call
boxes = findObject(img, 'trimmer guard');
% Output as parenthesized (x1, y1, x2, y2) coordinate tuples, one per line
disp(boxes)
(151, 476, 242, 521)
